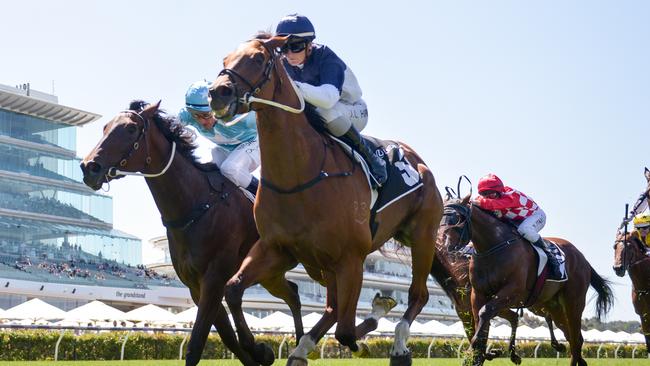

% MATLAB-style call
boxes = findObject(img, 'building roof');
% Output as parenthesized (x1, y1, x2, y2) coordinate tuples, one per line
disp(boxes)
(0, 84, 100, 126)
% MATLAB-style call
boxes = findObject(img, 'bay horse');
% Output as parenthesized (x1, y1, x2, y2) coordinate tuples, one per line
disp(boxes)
(209, 34, 443, 366)
(79, 101, 305, 366)
(440, 195, 613, 366)
(613, 167, 650, 353)
(613, 232, 650, 353)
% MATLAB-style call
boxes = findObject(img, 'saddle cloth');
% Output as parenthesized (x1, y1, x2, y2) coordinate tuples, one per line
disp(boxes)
(531, 239, 568, 282)
(330, 135, 424, 213)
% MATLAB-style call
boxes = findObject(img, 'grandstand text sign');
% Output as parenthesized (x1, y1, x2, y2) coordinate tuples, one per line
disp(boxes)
(115, 290, 146, 299)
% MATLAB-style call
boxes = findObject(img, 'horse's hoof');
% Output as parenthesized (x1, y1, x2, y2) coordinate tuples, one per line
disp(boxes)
(253, 342, 275, 366)
(389, 351, 412, 366)
(552, 342, 566, 353)
(372, 293, 398, 315)
(286, 355, 308, 366)
(307, 349, 320, 360)
(352, 341, 370, 358)
(484, 349, 502, 360)
(510, 353, 522, 365)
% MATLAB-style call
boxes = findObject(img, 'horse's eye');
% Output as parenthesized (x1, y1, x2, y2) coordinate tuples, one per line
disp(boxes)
(253, 53, 265, 65)
(126, 124, 137, 134)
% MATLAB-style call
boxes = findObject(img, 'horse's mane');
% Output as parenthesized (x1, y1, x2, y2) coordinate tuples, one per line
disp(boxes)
(128, 100, 217, 171)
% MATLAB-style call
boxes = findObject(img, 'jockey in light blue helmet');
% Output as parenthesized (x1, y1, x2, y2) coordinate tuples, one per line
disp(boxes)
(178, 80, 260, 196)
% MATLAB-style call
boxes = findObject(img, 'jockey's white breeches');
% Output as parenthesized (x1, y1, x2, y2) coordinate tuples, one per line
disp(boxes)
(517, 209, 546, 242)
(317, 99, 369, 136)
(210, 140, 260, 188)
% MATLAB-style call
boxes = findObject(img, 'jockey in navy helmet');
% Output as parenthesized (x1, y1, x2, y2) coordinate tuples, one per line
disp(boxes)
(275, 14, 387, 187)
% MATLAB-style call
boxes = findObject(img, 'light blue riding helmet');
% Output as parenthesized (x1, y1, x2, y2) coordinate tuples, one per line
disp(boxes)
(185, 80, 212, 112)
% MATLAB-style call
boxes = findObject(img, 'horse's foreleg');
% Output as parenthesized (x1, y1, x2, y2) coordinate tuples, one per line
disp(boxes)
(496, 309, 521, 365)
(212, 304, 259, 366)
(470, 287, 515, 366)
(333, 256, 364, 353)
(225, 240, 295, 366)
(260, 275, 304, 341)
(185, 278, 225, 366)
(289, 276, 338, 365)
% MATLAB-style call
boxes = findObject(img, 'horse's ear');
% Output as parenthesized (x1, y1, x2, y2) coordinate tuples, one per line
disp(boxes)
(461, 194, 471, 205)
(141, 100, 161, 118)
(264, 36, 289, 51)
(645, 167, 650, 182)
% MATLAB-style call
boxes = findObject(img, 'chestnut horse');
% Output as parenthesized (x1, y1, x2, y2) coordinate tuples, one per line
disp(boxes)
(80, 101, 304, 366)
(210, 34, 443, 366)
(440, 195, 613, 366)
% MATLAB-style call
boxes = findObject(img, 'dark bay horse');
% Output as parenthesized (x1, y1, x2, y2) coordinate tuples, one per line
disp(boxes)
(613, 167, 650, 352)
(440, 195, 613, 366)
(432, 233, 565, 364)
(613, 232, 650, 352)
(80, 101, 304, 366)
(210, 34, 443, 366)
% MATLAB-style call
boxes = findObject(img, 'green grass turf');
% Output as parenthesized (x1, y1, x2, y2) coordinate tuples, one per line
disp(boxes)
(0, 359, 646, 366)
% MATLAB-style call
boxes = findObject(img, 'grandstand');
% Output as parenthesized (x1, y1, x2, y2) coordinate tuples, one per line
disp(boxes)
(0, 83, 175, 312)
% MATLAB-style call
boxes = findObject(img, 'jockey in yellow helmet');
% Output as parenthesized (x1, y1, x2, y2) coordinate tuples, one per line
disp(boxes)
(632, 213, 650, 254)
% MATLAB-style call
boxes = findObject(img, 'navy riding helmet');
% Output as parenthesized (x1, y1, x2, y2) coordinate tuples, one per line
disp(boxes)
(275, 14, 316, 42)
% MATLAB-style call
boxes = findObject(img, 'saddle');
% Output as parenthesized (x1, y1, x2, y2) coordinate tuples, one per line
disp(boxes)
(525, 239, 567, 307)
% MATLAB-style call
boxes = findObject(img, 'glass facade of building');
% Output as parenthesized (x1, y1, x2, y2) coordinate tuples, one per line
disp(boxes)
(0, 86, 141, 265)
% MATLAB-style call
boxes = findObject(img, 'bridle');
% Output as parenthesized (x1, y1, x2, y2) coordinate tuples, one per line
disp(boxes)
(441, 203, 473, 249)
(106, 110, 176, 179)
(616, 235, 647, 273)
(216, 39, 305, 115)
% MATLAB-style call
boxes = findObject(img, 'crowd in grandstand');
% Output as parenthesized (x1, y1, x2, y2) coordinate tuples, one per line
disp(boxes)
(0, 239, 182, 289)
(0, 192, 102, 222)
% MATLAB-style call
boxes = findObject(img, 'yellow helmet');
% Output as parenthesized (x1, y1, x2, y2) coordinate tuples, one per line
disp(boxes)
(632, 213, 650, 228)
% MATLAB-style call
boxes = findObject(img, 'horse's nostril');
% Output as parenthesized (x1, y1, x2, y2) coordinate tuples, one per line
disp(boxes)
(87, 161, 102, 174)
(217, 85, 233, 98)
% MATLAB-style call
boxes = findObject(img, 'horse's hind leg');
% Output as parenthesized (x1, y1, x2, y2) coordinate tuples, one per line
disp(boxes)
(260, 275, 304, 341)
(496, 309, 521, 365)
(545, 316, 566, 352)
(225, 239, 296, 366)
(558, 292, 587, 366)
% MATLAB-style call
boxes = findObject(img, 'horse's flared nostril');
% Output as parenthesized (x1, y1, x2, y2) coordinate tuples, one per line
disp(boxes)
(213, 85, 233, 98)
(85, 161, 102, 175)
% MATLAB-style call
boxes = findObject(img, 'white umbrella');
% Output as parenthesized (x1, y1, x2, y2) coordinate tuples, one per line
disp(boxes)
(445, 321, 468, 337)
(258, 311, 294, 331)
(515, 325, 537, 339)
(423, 319, 451, 336)
(600, 329, 620, 342)
(175, 306, 198, 324)
(614, 331, 631, 342)
(64, 300, 126, 323)
(409, 321, 431, 335)
(627, 332, 646, 343)
(124, 304, 177, 325)
(4, 298, 66, 321)
(529, 326, 552, 340)
(583, 329, 604, 342)
(301, 312, 322, 330)
(374, 318, 397, 333)
(490, 324, 512, 339)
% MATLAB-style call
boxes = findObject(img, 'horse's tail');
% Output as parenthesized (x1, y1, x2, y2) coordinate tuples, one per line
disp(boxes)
(589, 265, 614, 320)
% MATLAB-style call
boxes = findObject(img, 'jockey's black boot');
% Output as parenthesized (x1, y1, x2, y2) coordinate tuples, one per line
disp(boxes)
(532, 237, 561, 279)
(341, 126, 387, 187)
(245, 176, 259, 196)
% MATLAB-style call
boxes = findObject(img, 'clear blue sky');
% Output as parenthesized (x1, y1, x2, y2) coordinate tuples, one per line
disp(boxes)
(2, 1, 649, 321)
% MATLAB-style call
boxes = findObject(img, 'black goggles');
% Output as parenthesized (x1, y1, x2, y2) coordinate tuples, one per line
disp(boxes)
(280, 41, 308, 54)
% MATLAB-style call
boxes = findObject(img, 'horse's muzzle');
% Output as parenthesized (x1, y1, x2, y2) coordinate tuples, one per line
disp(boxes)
(612, 266, 626, 277)
(80, 161, 107, 191)
(209, 84, 238, 119)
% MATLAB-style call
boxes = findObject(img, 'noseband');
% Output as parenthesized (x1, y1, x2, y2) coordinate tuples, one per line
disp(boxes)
(107, 110, 176, 179)
(217, 40, 305, 114)
(442, 203, 473, 248)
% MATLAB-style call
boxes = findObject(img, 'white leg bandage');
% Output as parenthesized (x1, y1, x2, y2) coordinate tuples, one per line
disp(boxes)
(290, 335, 316, 360)
(390, 319, 411, 356)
